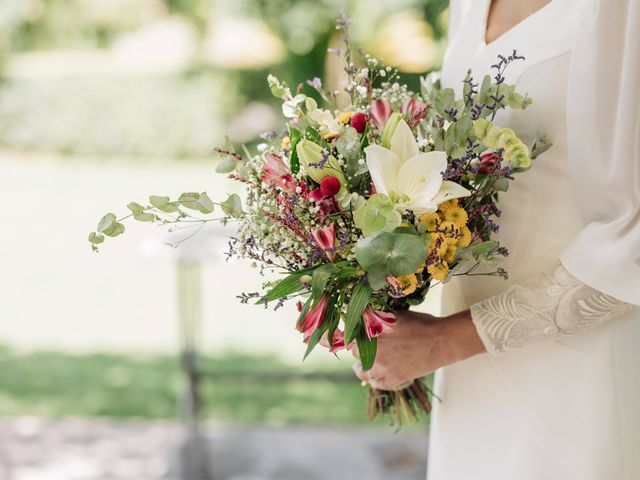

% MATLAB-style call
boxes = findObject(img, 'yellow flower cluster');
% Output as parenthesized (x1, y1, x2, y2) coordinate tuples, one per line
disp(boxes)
(416, 199, 473, 281)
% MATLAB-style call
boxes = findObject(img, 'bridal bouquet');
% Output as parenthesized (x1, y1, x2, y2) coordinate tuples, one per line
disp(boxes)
(90, 17, 547, 424)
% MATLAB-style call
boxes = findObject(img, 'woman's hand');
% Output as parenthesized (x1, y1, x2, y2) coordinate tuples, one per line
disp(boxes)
(353, 309, 486, 391)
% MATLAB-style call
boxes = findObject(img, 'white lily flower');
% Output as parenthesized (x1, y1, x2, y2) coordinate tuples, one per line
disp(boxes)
(364, 120, 471, 213)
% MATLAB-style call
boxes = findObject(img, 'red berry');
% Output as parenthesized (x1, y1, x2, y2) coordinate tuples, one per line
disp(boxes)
(350, 112, 368, 133)
(320, 175, 341, 197)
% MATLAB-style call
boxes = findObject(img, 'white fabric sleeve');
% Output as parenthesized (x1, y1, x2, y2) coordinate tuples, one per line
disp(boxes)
(562, 0, 640, 306)
(470, 264, 635, 355)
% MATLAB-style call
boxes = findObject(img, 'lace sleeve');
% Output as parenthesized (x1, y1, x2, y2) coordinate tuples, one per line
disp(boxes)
(470, 264, 635, 355)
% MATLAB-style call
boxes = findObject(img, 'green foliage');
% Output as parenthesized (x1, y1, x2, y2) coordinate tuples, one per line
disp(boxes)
(344, 283, 372, 343)
(355, 231, 428, 288)
(356, 334, 377, 372)
(263, 273, 308, 302)
(353, 194, 402, 237)
(221, 194, 244, 218)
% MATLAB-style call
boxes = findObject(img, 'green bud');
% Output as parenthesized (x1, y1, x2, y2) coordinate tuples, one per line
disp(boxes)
(380, 112, 403, 149)
(296, 139, 346, 185)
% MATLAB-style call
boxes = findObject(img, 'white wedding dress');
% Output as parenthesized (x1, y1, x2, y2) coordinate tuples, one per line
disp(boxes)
(426, 1, 640, 479)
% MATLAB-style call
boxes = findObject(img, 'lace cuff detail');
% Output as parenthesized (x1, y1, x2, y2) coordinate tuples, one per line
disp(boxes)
(470, 264, 634, 355)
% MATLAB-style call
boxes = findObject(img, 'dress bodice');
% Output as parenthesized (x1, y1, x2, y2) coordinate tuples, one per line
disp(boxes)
(439, 0, 586, 309)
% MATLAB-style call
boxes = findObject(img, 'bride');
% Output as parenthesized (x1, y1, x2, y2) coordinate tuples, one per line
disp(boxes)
(354, 0, 640, 478)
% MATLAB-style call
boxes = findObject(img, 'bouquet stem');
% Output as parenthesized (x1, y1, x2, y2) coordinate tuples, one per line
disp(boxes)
(366, 378, 434, 425)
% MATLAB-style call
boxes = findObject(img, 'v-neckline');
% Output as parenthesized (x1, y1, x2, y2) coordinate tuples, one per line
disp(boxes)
(482, 0, 556, 47)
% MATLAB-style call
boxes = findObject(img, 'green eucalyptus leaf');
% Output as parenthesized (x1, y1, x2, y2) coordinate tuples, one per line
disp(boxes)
(493, 177, 510, 192)
(127, 202, 144, 215)
(150, 195, 180, 213)
(355, 231, 428, 278)
(88, 232, 104, 245)
(197, 192, 215, 214)
(97, 213, 116, 234)
(221, 193, 243, 218)
(178, 192, 201, 210)
(215, 155, 237, 174)
(133, 212, 155, 222)
(103, 222, 125, 237)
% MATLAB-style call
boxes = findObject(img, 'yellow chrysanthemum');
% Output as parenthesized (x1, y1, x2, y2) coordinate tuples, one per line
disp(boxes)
(428, 262, 450, 281)
(418, 212, 440, 232)
(443, 206, 468, 227)
(439, 221, 461, 241)
(458, 225, 472, 247)
(337, 111, 354, 124)
(438, 199, 459, 212)
(428, 232, 448, 256)
(444, 243, 457, 264)
(395, 274, 418, 295)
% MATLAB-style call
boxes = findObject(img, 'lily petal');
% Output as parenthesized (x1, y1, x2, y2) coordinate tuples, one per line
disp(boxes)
(431, 180, 472, 205)
(396, 152, 447, 207)
(390, 120, 420, 163)
(364, 145, 401, 196)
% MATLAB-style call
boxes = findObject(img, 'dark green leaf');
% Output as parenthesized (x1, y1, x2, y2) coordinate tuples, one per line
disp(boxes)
(262, 274, 306, 302)
(344, 283, 371, 343)
(357, 334, 377, 371)
(311, 264, 335, 301)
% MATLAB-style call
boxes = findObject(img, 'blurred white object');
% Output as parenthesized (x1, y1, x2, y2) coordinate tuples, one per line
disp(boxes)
(203, 17, 285, 69)
(112, 17, 199, 74)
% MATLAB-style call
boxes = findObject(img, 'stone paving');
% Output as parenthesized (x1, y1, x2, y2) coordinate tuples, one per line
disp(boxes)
(0, 417, 428, 480)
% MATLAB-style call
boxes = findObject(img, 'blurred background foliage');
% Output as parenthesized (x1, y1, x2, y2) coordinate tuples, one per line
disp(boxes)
(0, 0, 448, 158)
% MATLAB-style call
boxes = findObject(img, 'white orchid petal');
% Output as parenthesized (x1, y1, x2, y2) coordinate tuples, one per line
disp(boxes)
(390, 120, 419, 162)
(364, 145, 401, 196)
(396, 151, 447, 203)
(432, 181, 472, 206)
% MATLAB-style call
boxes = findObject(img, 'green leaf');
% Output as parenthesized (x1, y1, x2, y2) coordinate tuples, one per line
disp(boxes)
(288, 126, 301, 174)
(357, 334, 377, 371)
(178, 192, 200, 210)
(355, 231, 428, 279)
(197, 192, 215, 214)
(97, 213, 116, 234)
(215, 155, 237, 174)
(102, 222, 125, 237)
(127, 202, 144, 215)
(150, 195, 179, 213)
(88, 232, 104, 245)
(470, 240, 499, 261)
(221, 193, 243, 218)
(133, 212, 155, 222)
(344, 283, 371, 343)
(311, 264, 335, 302)
(493, 177, 509, 192)
(263, 274, 306, 302)
(352, 194, 402, 236)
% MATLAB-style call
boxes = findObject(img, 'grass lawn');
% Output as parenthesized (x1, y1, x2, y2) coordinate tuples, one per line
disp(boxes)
(0, 346, 430, 426)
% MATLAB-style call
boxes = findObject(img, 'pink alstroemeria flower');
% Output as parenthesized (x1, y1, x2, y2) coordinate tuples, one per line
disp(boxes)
(310, 223, 337, 261)
(260, 153, 295, 192)
(401, 98, 430, 128)
(363, 306, 397, 339)
(319, 329, 345, 352)
(297, 294, 329, 338)
(370, 98, 392, 131)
